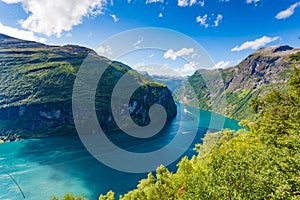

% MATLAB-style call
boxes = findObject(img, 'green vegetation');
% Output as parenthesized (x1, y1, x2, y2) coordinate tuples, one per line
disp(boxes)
(123, 54, 300, 199)
(0, 34, 176, 138)
(95, 67, 299, 199)
(174, 69, 221, 109)
(51, 193, 86, 200)
(175, 46, 299, 121)
(0, 46, 158, 108)
(54, 54, 300, 199)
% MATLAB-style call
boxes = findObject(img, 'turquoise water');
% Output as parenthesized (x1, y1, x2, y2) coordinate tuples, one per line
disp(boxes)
(0, 106, 240, 200)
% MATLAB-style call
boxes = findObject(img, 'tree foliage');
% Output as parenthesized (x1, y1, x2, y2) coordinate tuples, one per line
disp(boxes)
(117, 67, 300, 200)
(51, 193, 86, 200)
(56, 59, 300, 199)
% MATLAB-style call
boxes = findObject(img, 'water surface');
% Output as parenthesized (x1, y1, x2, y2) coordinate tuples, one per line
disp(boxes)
(0, 105, 240, 199)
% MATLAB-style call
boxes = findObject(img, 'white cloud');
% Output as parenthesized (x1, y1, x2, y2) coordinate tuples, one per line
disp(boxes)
(133, 61, 197, 76)
(246, 0, 260, 4)
(199, 0, 205, 6)
(196, 14, 208, 28)
(231, 36, 279, 52)
(189, 0, 197, 6)
(133, 63, 181, 76)
(1, 0, 22, 3)
(215, 60, 233, 68)
(158, 12, 163, 18)
(133, 37, 143, 48)
(191, 53, 198, 59)
(175, 61, 198, 74)
(178, 0, 188, 7)
(164, 48, 195, 60)
(0, 22, 46, 42)
(196, 14, 223, 28)
(110, 14, 119, 22)
(146, 0, 163, 3)
(190, 0, 204, 6)
(133, 62, 146, 69)
(214, 14, 223, 27)
(96, 45, 113, 56)
(1, 0, 108, 37)
(275, 2, 300, 19)
(149, 54, 154, 58)
(66, 32, 72, 37)
(178, 0, 204, 7)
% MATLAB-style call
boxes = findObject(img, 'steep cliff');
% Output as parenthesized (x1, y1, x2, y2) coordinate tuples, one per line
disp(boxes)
(175, 45, 300, 120)
(0, 34, 176, 141)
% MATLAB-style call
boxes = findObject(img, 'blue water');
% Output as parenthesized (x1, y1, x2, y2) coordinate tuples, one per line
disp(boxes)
(0, 105, 240, 200)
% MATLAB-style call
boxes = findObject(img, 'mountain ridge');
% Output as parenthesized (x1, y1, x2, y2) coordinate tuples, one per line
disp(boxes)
(0, 33, 177, 142)
(175, 45, 300, 120)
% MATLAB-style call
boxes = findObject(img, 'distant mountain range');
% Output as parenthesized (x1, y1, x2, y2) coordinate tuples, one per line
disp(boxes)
(0, 34, 176, 142)
(149, 74, 187, 92)
(175, 45, 300, 120)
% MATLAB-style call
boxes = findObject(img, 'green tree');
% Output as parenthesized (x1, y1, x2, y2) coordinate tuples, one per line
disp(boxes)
(56, 57, 300, 200)
(118, 66, 300, 199)
(99, 190, 115, 200)
(51, 193, 86, 200)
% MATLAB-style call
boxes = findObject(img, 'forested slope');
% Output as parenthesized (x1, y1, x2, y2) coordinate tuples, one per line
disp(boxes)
(54, 52, 300, 200)
(0, 33, 176, 141)
(175, 46, 300, 120)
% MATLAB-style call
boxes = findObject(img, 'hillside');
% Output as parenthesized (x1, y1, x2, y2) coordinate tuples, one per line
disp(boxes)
(175, 45, 300, 120)
(0, 34, 177, 141)
(151, 75, 186, 92)
(136, 72, 186, 92)
(55, 54, 300, 200)
(116, 66, 300, 200)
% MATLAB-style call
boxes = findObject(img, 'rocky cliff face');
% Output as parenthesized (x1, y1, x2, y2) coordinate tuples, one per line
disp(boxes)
(175, 45, 300, 120)
(0, 34, 176, 141)
(222, 45, 298, 91)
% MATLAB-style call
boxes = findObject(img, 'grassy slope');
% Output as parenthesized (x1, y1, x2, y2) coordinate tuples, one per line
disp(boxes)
(175, 46, 299, 120)
(54, 52, 300, 200)
(0, 46, 162, 107)
(0, 35, 174, 138)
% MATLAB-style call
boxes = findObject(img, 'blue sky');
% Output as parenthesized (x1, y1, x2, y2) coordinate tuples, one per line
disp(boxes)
(0, 0, 299, 76)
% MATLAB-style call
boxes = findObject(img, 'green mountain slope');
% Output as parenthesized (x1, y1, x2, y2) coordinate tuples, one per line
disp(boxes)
(54, 53, 300, 200)
(150, 75, 186, 92)
(175, 45, 300, 120)
(0, 34, 176, 141)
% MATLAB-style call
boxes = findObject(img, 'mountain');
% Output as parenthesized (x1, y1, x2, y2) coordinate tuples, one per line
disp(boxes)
(113, 65, 300, 200)
(137, 71, 153, 80)
(151, 75, 187, 92)
(175, 45, 300, 120)
(136, 72, 187, 92)
(0, 34, 176, 141)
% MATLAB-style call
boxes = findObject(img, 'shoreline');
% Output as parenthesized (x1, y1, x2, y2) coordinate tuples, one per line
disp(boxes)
(0, 134, 27, 143)
(0, 133, 79, 144)
(0, 134, 77, 144)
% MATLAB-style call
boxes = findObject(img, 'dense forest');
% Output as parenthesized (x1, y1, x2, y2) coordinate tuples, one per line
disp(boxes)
(53, 52, 300, 200)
